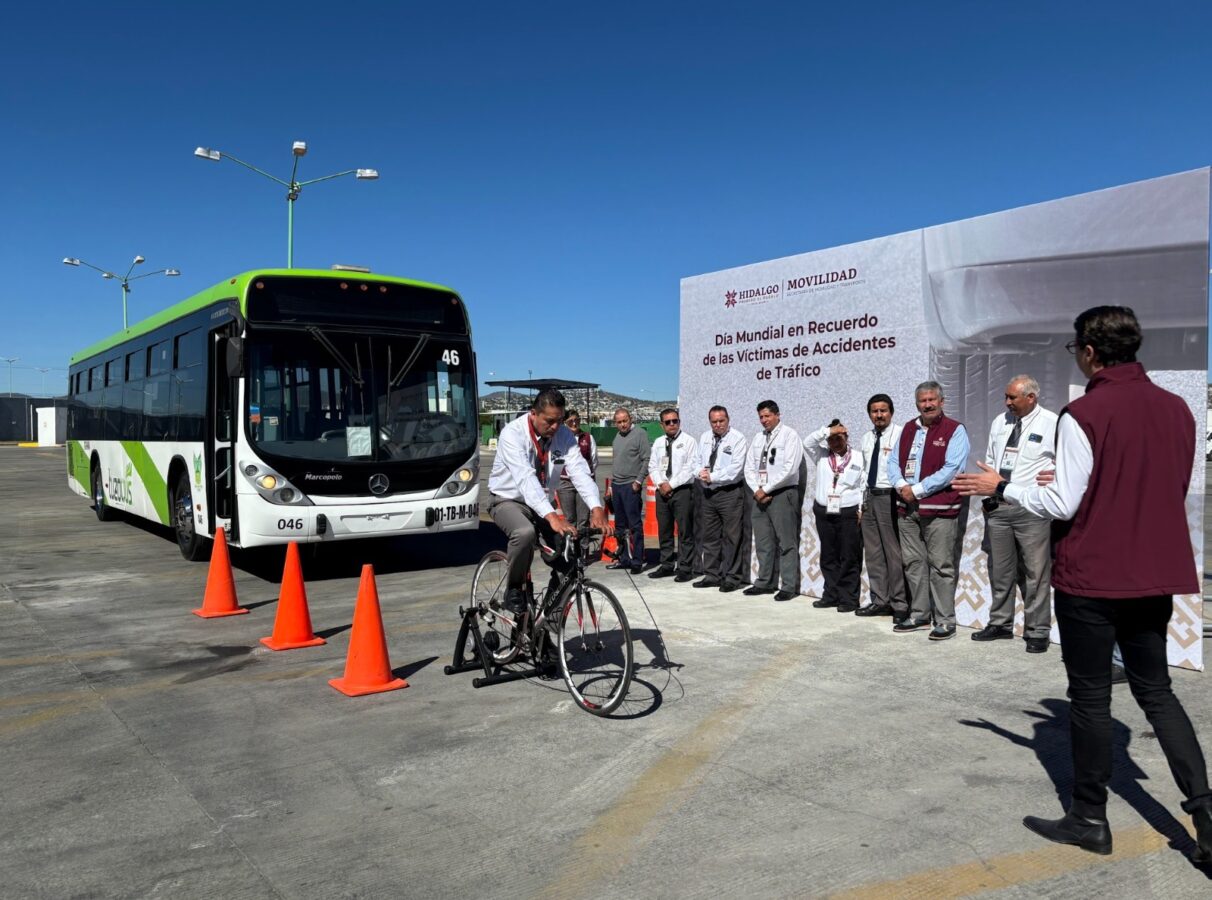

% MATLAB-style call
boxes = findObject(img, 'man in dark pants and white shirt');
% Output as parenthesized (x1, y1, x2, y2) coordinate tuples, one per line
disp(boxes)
(972, 375, 1057, 653)
(743, 400, 804, 602)
(607, 407, 650, 574)
(956, 306, 1212, 859)
(803, 420, 866, 612)
(648, 407, 699, 581)
(855, 393, 905, 618)
(695, 405, 749, 593)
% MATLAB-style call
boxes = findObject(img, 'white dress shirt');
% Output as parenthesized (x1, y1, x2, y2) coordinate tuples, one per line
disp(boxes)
(744, 423, 804, 493)
(649, 430, 699, 489)
(804, 425, 866, 508)
(698, 428, 748, 489)
(859, 422, 902, 490)
(1003, 413, 1092, 520)
(488, 416, 601, 518)
(985, 405, 1058, 488)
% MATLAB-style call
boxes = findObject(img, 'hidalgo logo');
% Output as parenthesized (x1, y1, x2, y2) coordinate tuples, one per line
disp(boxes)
(724, 290, 737, 308)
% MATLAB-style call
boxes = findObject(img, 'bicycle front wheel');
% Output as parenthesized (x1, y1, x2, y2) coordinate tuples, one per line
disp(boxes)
(470, 550, 523, 666)
(558, 579, 633, 716)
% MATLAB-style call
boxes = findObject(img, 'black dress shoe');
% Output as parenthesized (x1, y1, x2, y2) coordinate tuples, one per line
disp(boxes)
(1192, 804, 1212, 863)
(928, 624, 956, 641)
(892, 618, 931, 633)
(1023, 811, 1112, 855)
(774, 590, 795, 602)
(605, 562, 628, 570)
(630, 565, 644, 575)
(648, 568, 675, 579)
(971, 624, 1013, 642)
(693, 578, 721, 589)
(674, 573, 695, 583)
(837, 604, 858, 613)
(1111, 664, 1128, 684)
(719, 582, 742, 593)
(1025, 637, 1049, 654)
(811, 598, 839, 608)
(743, 586, 774, 596)
(855, 604, 890, 617)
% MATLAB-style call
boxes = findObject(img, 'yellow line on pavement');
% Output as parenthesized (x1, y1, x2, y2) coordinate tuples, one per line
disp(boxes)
(537, 644, 803, 900)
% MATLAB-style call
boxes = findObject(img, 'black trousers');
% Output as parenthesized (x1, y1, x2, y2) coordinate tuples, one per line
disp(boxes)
(699, 483, 745, 584)
(655, 484, 696, 575)
(813, 501, 862, 607)
(1055, 590, 1212, 820)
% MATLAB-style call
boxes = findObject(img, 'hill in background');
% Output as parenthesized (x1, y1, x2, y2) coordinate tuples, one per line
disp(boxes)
(479, 389, 676, 424)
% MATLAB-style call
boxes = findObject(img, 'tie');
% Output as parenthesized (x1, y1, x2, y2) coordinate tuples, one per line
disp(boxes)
(867, 430, 882, 489)
(665, 436, 674, 479)
(998, 418, 1021, 480)
(709, 435, 722, 470)
(536, 437, 549, 487)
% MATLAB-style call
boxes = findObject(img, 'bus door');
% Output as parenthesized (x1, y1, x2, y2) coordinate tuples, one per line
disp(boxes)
(209, 324, 240, 542)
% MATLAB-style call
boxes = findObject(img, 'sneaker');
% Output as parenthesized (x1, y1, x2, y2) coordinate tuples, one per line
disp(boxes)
(971, 624, 1013, 642)
(928, 625, 956, 641)
(893, 618, 931, 633)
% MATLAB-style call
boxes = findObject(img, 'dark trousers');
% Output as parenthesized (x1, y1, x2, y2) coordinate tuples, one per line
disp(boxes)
(655, 484, 695, 574)
(814, 502, 862, 607)
(611, 480, 645, 567)
(700, 483, 745, 585)
(1055, 591, 1212, 820)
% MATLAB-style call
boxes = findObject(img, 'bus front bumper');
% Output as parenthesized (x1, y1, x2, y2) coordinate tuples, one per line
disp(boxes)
(236, 494, 481, 547)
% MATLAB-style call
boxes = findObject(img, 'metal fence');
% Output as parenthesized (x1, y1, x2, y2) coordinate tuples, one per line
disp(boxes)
(0, 397, 69, 442)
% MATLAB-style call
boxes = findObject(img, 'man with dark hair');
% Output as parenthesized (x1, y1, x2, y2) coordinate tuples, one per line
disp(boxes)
(608, 407, 650, 574)
(743, 399, 803, 601)
(856, 393, 905, 618)
(956, 306, 1212, 859)
(487, 390, 610, 617)
(696, 405, 749, 592)
(556, 408, 598, 531)
(647, 407, 698, 581)
(803, 419, 865, 612)
(888, 381, 970, 640)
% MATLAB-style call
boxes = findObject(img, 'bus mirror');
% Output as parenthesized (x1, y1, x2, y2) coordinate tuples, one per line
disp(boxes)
(224, 337, 244, 378)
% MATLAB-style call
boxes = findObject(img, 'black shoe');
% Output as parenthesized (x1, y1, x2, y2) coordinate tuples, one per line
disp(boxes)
(648, 568, 675, 579)
(1023, 812, 1112, 855)
(1192, 805, 1212, 863)
(720, 582, 742, 593)
(837, 604, 858, 613)
(605, 562, 629, 570)
(674, 572, 695, 583)
(893, 618, 931, 633)
(774, 590, 795, 602)
(811, 598, 839, 608)
(1111, 664, 1128, 685)
(693, 578, 721, 589)
(855, 604, 891, 617)
(1025, 637, 1050, 654)
(630, 565, 644, 576)
(928, 624, 956, 641)
(503, 589, 527, 619)
(743, 586, 775, 596)
(971, 624, 1013, 642)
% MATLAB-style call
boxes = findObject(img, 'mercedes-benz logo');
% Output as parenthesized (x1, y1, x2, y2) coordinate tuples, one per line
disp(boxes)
(368, 473, 390, 496)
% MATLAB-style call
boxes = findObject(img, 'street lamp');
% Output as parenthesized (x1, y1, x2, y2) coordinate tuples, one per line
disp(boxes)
(35, 367, 53, 397)
(2, 357, 18, 397)
(62, 256, 180, 331)
(193, 141, 379, 269)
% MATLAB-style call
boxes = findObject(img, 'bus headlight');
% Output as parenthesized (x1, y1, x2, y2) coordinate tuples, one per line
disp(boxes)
(435, 457, 479, 498)
(241, 460, 312, 506)
(257, 474, 278, 490)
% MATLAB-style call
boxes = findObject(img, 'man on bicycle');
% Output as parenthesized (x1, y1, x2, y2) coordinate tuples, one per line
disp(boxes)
(488, 389, 611, 618)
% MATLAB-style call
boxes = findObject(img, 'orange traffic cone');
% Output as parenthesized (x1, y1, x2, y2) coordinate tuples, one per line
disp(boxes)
(328, 565, 408, 696)
(192, 527, 248, 618)
(260, 543, 325, 650)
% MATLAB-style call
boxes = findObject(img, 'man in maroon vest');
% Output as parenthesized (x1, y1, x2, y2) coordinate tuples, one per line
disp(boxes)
(887, 381, 970, 641)
(956, 306, 1212, 859)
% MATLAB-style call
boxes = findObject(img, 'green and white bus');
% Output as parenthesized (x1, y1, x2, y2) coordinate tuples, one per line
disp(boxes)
(67, 268, 481, 560)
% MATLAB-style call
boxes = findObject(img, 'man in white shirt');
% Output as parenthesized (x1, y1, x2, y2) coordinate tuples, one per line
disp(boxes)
(695, 405, 749, 592)
(487, 390, 610, 617)
(972, 375, 1057, 652)
(743, 399, 804, 601)
(804, 420, 866, 612)
(855, 393, 906, 619)
(648, 407, 700, 581)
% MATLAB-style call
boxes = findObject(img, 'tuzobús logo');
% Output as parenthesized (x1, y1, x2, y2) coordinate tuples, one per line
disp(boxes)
(109, 461, 134, 506)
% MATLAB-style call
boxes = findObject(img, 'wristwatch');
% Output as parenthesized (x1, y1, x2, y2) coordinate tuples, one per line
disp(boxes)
(994, 479, 1008, 500)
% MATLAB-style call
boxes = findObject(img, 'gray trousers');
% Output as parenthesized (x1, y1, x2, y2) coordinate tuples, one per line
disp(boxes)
(488, 496, 553, 590)
(752, 487, 800, 593)
(861, 490, 907, 615)
(899, 510, 958, 626)
(699, 483, 746, 584)
(556, 479, 593, 530)
(985, 503, 1053, 638)
(655, 485, 696, 574)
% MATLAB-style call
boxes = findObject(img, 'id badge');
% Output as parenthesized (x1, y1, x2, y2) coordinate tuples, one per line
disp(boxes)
(827, 492, 842, 515)
(1001, 446, 1020, 472)
(904, 456, 918, 480)
(758, 470, 768, 486)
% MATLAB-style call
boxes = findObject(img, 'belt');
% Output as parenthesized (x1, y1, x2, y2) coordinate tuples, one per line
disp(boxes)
(705, 481, 742, 492)
(867, 487, 893, 496)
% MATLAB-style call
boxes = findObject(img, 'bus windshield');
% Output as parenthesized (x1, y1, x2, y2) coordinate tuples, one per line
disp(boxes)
(246, 328, 476, 464)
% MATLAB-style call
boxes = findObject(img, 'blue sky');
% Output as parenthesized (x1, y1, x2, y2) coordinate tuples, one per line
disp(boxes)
(2, 1, 1209, 400)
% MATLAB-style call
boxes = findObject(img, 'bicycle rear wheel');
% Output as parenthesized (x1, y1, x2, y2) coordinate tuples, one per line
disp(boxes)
(558, 579, 633, 716)
(470, 550, 523, 666)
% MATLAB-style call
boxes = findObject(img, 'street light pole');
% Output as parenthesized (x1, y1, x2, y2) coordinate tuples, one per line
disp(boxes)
(2, 357, 18, 397)
(194, 141, 379, 269)
(36, 367, 52, 397)
(62, 256, 180, 330)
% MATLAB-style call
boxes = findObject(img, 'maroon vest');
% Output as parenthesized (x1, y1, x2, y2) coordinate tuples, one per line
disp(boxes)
(897, 414, 963, 518)
(1051, 363, 1198, 598)
(577, 430, 595, 473)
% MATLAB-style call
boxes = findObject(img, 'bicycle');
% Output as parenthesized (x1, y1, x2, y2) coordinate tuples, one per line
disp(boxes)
(443, 528, 634, 716)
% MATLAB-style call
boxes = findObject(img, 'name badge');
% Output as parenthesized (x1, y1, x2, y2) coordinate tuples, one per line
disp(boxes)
(904, 455, 918, 480)
(1001, 446, 1020, 472)
(758, 471, 768, 486)
(827, 492, 842, 514)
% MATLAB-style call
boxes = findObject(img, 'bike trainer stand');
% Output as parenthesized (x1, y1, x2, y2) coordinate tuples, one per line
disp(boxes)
(443, 604, 544, 688)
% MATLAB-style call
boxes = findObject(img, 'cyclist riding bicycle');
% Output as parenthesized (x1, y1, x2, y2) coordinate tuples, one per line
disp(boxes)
(487, 389, 612, 620)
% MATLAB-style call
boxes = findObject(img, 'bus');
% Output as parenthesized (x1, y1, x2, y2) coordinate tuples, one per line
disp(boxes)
(66, 268, 481, 560)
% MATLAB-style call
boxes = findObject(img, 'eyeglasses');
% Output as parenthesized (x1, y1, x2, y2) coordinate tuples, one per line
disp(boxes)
(1065, 339, 1082, 355)
(662, 418, 679, 425)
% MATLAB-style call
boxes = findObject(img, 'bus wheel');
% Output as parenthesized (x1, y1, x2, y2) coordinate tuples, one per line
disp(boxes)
(173, 471, 210, 562)
(92, 464, 116, 522)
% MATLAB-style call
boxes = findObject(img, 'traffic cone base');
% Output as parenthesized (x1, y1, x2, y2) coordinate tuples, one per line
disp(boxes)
(259, 543, 325, 650)
(328, 673, 408, 697)
(192, 526, 248, 618)
(329, 564, 408, 697)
